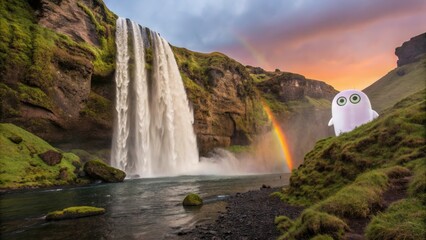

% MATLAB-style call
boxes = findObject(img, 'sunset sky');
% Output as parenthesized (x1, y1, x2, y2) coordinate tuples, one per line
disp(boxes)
(104, 0, 426, 90)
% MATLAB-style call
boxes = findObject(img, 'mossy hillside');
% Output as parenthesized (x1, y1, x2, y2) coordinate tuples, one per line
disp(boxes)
(311, 167, 410, 218)
(276, 166, 412, 240)
(365, 198, 426, 240)
(277, 209, 349, 240)
(0, 123, 81, 189)
(279, 89, 425, 205)
(364, 55, 426, 113)
(365, 160, 426, 240)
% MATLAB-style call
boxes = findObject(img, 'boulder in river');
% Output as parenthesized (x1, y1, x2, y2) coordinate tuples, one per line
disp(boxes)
(183, 193, 203, 206)
(46, 206, 105, 221)
(83, 160, 126, 183)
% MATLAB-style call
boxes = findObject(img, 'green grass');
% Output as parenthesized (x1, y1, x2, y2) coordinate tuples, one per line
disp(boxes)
(365, 198, 426, 240)
(364, 159, 426, 240)
(364, 56, 426, 112)
(313, 167, 410, 218)
(275, 215, 294, 233)
(278, 209, 349, 240)
(0, 123, 81, 189)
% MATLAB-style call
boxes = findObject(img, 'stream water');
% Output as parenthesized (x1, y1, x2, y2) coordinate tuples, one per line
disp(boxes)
(1, 173, 290, 240)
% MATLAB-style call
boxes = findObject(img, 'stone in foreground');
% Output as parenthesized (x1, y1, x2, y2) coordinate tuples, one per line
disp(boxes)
(46, 206, 105, 221)
(183, 193, 203, 206)
(84, 160, 126, 183)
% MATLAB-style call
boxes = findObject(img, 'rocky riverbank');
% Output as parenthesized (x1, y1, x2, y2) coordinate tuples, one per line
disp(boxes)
(179, 187, 304, 240)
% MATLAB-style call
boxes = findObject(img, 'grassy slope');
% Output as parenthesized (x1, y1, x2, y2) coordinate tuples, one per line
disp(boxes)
(0, 123, 83, 189)
(364, 56, 426, 113)
(273, 89, 426, 239)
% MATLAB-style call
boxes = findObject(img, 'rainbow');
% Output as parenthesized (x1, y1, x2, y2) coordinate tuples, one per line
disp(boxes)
(233, 33, 272, 70)
(261, 102, 294, 171)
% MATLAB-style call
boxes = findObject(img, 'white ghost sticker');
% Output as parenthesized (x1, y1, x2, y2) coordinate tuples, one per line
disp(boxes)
(328, 89, 379, 136)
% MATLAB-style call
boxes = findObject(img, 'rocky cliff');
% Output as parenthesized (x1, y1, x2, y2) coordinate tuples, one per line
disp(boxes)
(0, 0, 116, 149)
(395, 32, 426, 67)
(173, 48, 268, 155)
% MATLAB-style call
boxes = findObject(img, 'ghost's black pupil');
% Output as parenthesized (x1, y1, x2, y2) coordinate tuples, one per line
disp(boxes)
(337, 97, 346, 106)
(350, 94, 361, 104)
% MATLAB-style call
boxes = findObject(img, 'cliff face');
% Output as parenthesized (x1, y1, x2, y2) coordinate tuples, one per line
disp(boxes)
(255, 71, 336, 102)
(173, 48, 267, 155)
(250, 67, 338, 165)
(0, 0, 116, 148)
(395, 33, 426, 67)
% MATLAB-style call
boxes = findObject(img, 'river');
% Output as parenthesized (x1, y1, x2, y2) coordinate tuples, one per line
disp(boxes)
(1, 173, 290, 240)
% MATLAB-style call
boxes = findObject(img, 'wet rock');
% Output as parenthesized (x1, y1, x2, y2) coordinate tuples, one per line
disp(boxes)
(183, 193, 203, 206)
(46, 206, 105, 221)
(39, 150, 63, 166)
(83, 160, 126, 183)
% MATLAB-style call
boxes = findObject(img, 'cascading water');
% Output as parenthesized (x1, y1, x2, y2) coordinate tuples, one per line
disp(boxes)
(111, 18, 199, 177)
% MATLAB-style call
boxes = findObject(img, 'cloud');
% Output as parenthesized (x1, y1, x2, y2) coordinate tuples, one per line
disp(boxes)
(104, 0, 426, 89)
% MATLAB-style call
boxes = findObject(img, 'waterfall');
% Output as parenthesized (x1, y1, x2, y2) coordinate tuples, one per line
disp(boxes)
(111, 18, 199, 177)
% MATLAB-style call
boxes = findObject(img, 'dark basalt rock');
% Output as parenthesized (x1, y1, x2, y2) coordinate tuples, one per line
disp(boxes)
(39, 150, 63, 166)
(395, 33, 426, 67)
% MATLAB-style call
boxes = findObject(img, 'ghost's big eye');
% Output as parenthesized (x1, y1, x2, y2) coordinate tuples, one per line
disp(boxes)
(337, 96, 347, 106)
(350, 94, 361, 104)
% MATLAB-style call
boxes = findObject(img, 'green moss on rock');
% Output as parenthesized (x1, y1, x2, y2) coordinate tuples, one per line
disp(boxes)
(46, 206, 105, 221)
(76, 0, 117, 76)
(183, 193, 203, 206)
(84, 160, 125, 183)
